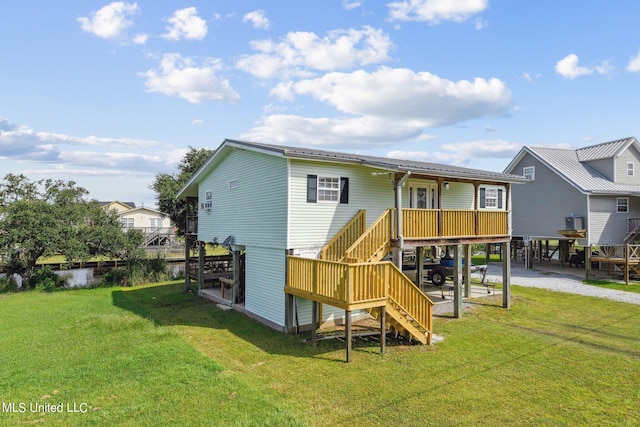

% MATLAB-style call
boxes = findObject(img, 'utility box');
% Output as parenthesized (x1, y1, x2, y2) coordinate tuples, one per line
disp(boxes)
(565, 216, 584, 230)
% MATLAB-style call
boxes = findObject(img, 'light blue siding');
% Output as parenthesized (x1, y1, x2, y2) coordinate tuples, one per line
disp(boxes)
(244, 246, 286, 328)
(197, 148, 288, 247)
(288, 160, 394, 249)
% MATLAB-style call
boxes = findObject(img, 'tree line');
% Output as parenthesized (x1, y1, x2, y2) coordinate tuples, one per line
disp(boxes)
(0, 146, 214, 289)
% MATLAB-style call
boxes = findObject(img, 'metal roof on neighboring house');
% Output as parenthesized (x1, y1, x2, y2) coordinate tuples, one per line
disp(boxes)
(510, 137, 640, 195)
(575, 137, 637, 162)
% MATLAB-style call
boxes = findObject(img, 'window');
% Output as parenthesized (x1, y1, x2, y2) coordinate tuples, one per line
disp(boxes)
(617, 197, 629, 213)
(416, 188, 427, 208)
(628, 162, 634, 177)
(307, 175, 349, 203)
(523, 166, 535, 180)
(121, 218, 134, 228)
(205, 191, 213, 200)
(480, 187, 503, 209)
(318, 177, 339, 201)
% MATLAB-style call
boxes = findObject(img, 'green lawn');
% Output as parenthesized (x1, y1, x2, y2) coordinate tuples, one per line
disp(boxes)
(2, 282, 640, 425)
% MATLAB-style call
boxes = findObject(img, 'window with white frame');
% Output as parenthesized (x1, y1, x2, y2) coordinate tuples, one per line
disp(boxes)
(628, 162, 634, 176)
(523, 166, 535, 180)
(307, 175, 349, 204)
(484, 188, 498, 208)
(318, 177, 340, 201)
(121, 218, 134, 228)
(617, 197, 629, 213)
(480, 187, 503, 209)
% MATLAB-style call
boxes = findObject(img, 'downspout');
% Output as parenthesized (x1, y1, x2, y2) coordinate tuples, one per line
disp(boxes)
(394, 171, 411, 269)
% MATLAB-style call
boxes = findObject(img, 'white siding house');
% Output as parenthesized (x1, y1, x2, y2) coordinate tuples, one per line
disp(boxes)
(178, 139, 527, 334)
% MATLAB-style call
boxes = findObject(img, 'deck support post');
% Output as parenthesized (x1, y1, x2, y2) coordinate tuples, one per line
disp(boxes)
(231, 247, 241, 305)
(345, 310, 352, 362)
(284, 294, 295, 334)
(311, 301, 318, 347)
(197, 240, 205, 291)
(502, 241, 511, 308)
(380, 306, 386, 355)
(464, 244, 471, 298)
(184, 235, 192, 291)
(453, 244, 463, 318)
(393, 172, 411, 269)
(416, 246, 424, 289)
(585, 245, 592, 280)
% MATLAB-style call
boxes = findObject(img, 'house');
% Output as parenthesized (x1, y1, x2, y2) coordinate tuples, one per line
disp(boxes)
(504, 137, 640, 277)
(100, 201, 175, 247)
(177, 139, 527, 353)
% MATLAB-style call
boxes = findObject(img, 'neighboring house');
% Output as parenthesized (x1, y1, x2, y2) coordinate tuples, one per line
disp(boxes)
(100, 201, 175, 246)
(504, 137, 640, 262)
(177, 139, 527, 347)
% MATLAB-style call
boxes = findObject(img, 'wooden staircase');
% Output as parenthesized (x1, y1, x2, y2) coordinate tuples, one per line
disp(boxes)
(624, 225, 640, 243)
(321, 209, 433, 344)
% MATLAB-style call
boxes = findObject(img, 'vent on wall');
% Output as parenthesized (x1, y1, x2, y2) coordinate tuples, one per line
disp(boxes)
(228, 179, 239, 189)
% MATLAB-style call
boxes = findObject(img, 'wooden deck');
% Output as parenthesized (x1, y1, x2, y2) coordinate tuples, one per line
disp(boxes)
(589, 244, 640, 284)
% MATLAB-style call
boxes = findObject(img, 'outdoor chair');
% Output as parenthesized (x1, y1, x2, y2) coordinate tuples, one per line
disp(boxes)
(569, 250, 585, 268)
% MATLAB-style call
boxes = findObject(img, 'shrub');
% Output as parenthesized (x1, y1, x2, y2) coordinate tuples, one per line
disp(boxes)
(0, 276, 19, 293)
(29, 266, 68, 292)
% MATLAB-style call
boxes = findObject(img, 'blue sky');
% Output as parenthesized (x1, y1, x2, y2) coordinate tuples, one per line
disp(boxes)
(2, 1, 640, 208)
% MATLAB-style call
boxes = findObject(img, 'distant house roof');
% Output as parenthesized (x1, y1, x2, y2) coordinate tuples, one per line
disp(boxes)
(99, 201, 136, 209)
(504, 136, 640, 195)
(178, 139, 528, 198)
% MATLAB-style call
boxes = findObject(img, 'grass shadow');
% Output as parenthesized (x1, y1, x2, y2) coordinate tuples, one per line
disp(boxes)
(111, 282, 415, 361)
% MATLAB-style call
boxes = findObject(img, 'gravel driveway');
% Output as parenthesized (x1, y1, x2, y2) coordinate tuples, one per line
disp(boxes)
(483, 263, 640, 305)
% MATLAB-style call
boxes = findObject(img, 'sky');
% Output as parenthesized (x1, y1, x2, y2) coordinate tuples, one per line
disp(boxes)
(2, 1, 640, 209)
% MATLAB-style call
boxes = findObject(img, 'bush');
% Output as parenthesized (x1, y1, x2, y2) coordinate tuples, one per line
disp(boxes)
(0, 276, 19, 293)
(29, 266, 68, 292)
(99, 268, 130, 287)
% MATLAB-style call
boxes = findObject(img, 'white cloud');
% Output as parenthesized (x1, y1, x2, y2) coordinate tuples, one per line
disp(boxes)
(273, 67, 512, 126)
(241, 115, 424, 147)
(243, 10, 270, 30)
(132, 33, 149, 45)
(162, 7, 208, 41)
(78, 2, 140, 40)
(554, 54, 612, 79)
(343, 1, 363, 10)
(628, 52, 640, 72)
(139, 53, 240, 104)
(190, 119, 205, 125)
(0, 117, 173, 174)
(387, 0, 488, 24)
(236, 26, 393, 79)
(387, 139, 521, 166)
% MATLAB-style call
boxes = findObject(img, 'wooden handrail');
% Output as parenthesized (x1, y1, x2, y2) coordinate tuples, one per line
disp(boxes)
(285, 256, 433, 342)
(320, 210, 366, 261)
(344, 209, 394, 263)
(386, 262, 433, 339)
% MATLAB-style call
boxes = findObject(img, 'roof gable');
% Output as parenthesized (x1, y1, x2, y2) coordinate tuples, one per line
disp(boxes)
(576, 137, 638, 161)
(505, 137, 640, 195)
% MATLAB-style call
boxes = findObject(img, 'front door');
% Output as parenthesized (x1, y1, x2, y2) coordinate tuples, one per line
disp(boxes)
(410, 183, 438, 209)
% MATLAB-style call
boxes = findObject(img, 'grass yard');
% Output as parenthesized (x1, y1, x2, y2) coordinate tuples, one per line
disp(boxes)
(2, 282, 640, 426)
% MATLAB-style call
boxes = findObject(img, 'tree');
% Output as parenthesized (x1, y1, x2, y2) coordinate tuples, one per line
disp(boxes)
(0, 174, 143, 285)
(151, 146, 214, 235)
